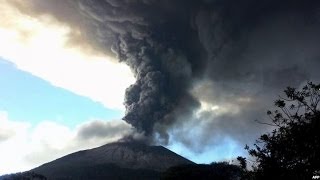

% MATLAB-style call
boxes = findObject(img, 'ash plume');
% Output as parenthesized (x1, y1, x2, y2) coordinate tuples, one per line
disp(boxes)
(12, 0, 320, 150)
(73, 0, 207, 143)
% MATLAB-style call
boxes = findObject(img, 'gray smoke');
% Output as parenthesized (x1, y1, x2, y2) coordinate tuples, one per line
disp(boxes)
(12, 0, 320, 150)
(71, 0, 207, 143)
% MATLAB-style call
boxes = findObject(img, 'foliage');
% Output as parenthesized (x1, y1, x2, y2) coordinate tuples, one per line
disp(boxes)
(236, 156, 256, 180)
(237, 156, 247, 170)
(162, 162, 244, 180)
(247, 82, 320, 179)
(0, 171, 47, 180)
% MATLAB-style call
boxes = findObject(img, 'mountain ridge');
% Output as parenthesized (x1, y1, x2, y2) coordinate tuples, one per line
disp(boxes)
(29, 141, 194, 179)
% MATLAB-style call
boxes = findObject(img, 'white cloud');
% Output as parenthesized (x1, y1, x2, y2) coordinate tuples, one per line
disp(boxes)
(0, 111, 133, 175)
(0, 1, 135, 110)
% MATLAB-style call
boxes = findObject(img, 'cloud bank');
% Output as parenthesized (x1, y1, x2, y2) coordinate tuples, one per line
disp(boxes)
(0, 111, 132, 175)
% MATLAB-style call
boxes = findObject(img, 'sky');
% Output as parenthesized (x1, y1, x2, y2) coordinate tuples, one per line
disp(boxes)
(1, 0, 320, 175)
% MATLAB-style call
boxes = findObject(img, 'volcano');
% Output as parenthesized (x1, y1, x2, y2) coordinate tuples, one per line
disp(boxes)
(29, 142, 194, 179)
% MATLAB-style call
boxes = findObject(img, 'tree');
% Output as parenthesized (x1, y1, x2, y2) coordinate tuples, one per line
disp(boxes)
(0, 171, 47, 180)
(162, 162, 243, 180)
(247, 82, 320, 179)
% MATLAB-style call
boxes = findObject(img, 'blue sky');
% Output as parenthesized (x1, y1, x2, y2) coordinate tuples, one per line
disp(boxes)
(0, 58, 123, 127)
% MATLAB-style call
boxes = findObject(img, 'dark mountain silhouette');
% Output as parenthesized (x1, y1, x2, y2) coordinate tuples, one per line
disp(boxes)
(28, 142, 194, 180)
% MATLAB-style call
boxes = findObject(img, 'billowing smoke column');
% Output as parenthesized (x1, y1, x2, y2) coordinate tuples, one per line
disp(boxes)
(15, 0, 320, 147)
(52, 0, 210, 142)
(107, 1, 206, 142)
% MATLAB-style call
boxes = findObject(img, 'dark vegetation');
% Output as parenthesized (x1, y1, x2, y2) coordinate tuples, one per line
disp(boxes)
(37, 164, 159, 180)
(0, 172, 47, 180)
(0, 165, 160, 180)
(246, 82, 320, 179)
(162, 162, 244, 180)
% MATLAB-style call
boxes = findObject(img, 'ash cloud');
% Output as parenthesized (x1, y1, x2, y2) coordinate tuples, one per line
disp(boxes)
(12, 0, 320, 151)
(77, 120, 132, 140)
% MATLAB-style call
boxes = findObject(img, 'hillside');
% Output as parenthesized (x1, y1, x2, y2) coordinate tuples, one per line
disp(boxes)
(29, 142, 194, 179)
